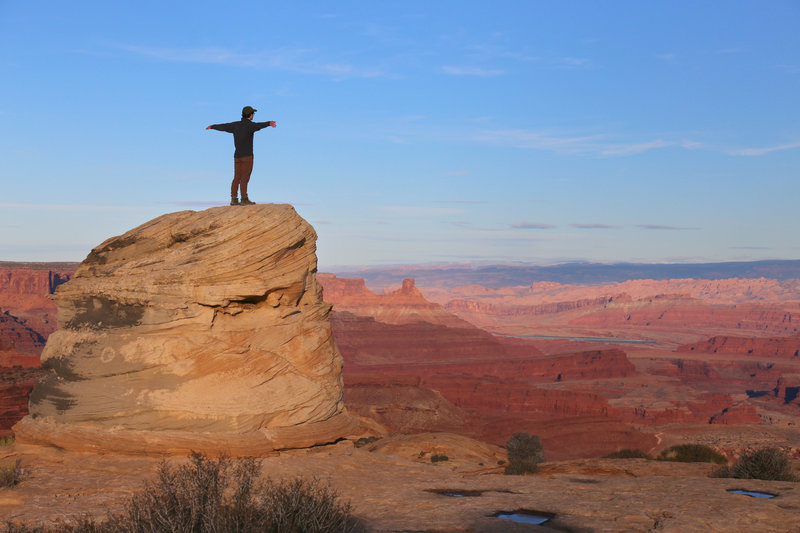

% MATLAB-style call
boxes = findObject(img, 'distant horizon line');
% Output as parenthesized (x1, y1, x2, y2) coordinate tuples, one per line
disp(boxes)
(325, 257, 800, 273)
(4, 257, 800, 272)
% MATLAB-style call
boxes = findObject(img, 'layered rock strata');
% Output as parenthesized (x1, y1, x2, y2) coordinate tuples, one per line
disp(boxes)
(14, 205, 359, 454)
(678, 333, 800, 358)
(0, 265, 74, 339)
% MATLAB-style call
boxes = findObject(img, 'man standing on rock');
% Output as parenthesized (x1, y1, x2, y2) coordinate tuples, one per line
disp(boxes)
(206, 106, 276, 206)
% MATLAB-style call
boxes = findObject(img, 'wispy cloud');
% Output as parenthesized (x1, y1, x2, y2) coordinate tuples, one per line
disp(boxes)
(459, 42, 590, 70)
(0, 203, 143, 211)
(600, 139, 703, 156)
(0, 243, 94, 254)
(451, 221, 501, 231)
(382, 205, 462, 217)
(511, 222, 557, 229)
(571, 223, 618, 229)
(116, 44, 385, 79)
(432, 200, 487, 205)
(600, 139, 672, 156)
(636, 224, 700, 231)
(442, 65, 505, 76)
(470, 129, 604, 153)
(167, 201, 227, 207)
(467, 129, 702, 156)
(728, 140, 800, 156)
(556, 57, 590, 68)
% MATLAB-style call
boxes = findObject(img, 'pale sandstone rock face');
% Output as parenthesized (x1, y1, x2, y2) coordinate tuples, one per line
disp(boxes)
(14, 204, 359, 454)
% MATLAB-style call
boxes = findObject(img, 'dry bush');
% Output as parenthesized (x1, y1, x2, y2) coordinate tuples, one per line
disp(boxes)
(262, 477, 357, 532)
(504, 433, 545, 475)
(713, 447, 798, 482)
(4, 517, 104, 533)
(0, 459, 23, 488)
(4, 452, 363, 533)
(604, 449, 652, 460)
(657, 444, 727, 464)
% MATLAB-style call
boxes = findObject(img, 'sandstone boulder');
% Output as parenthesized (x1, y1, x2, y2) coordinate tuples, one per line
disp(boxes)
(14, 204, 360, 454)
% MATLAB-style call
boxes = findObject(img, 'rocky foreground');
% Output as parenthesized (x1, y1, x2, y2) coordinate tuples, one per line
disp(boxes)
(1, 436, 799, 533)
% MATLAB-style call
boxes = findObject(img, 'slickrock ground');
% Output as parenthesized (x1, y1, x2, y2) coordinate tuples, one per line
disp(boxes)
(13, 205, 362, 454)
(1, 438, 799, 532)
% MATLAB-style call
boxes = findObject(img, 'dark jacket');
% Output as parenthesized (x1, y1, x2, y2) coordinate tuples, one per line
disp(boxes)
(209, 119, 271, 158)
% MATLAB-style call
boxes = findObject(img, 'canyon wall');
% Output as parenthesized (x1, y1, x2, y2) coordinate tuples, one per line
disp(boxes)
(0, 265, 75, 343)
(678, 333, 800, 359)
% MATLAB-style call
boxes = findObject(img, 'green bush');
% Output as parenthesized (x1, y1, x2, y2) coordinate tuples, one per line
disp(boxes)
(0, 436, 15, 447)
(657, 444, 728, 464)
(430, 454, 449, 463)
(604, 449, 652, 460)
(713, 447, 798, 482)
(4, 452, 363, 532)
(504, 433, 545, 475)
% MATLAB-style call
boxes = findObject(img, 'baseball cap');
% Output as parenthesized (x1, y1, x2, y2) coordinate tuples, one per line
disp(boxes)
(242, 106, 257, 116)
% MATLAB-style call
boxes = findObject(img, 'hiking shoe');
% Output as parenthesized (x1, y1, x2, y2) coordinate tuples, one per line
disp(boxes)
(240, 197, 256, 205)
(230, 197, 239, 206)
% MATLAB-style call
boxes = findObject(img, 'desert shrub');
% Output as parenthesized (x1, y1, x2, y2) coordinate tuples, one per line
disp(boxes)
(4, 517, 105, 532)
(261, 477, 357, 532)
(354, 436, 380, 448)
(657, 444, 727, 464)
(504, 433, 545, 475)
(0, 459, 23, 488)
(0, 436, 14, 447)
(3, 452, 362, 532)
(713, 447, 798, 482)
(113, 451, 239, 531)
(430, 454, 449, 463)
(604, 449, 652, 460)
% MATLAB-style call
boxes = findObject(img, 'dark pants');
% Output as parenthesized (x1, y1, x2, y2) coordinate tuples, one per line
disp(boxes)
(231, 155, 254, 198)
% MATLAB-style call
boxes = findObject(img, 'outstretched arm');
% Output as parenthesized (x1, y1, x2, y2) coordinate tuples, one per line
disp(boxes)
(206, 122, 236, 132)
(253, 121, 277, 131)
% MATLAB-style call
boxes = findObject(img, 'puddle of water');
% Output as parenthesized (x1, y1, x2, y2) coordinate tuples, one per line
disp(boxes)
(728, 489, 777, 499)
(494, 511, 553, 525)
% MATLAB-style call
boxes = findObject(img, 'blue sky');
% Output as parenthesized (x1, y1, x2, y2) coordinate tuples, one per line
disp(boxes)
(1, 1, 798, 269)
